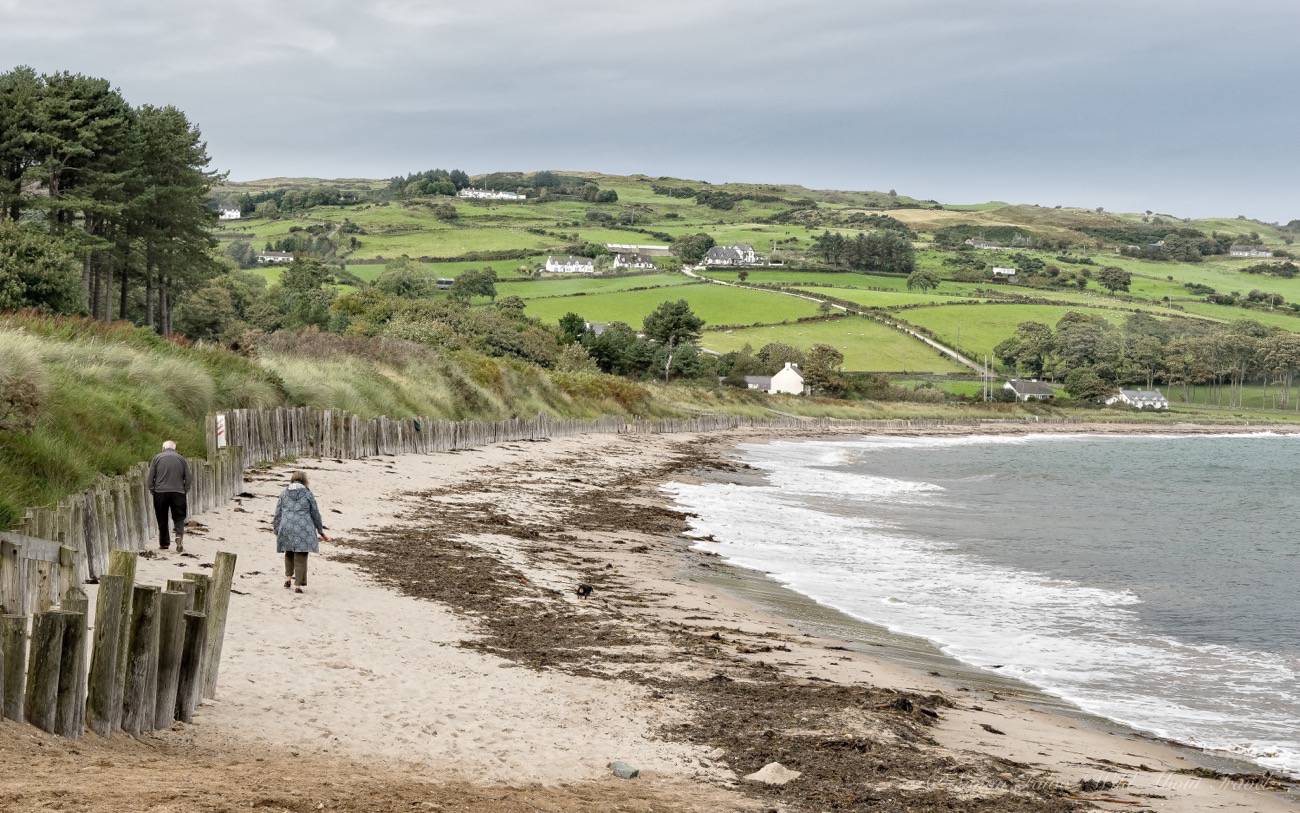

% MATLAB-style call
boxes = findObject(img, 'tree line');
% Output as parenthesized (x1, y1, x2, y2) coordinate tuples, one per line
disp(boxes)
(0, 66, 217, 331)
(995, 311, 1300, 407)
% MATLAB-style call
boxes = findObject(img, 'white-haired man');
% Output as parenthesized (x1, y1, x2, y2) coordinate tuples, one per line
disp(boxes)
(147, 440, 191, 552)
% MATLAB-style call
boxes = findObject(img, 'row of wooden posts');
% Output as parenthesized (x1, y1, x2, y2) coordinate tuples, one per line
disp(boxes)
(0, 547, 236, 739)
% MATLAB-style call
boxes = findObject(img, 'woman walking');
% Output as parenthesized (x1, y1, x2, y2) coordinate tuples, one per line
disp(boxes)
(273, 471, 328, 593)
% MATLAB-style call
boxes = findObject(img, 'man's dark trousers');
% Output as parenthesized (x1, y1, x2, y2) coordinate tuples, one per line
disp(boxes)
(153, 491, 187, 549)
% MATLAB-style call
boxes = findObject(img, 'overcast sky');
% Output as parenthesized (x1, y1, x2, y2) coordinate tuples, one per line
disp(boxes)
(3, 0, 1297, 220)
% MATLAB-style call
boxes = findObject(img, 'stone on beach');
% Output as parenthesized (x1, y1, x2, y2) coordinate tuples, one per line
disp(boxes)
(743, 762, 801, 785)
(609, 760, 640, 779)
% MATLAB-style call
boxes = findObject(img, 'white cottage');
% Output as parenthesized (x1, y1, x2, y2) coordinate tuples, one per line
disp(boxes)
(743, 363, 806, 395)
(612, 252, 656, 271)
(1106, 389, 1169, 410)
(1003, 379, 1055, 401)
(991, 266, 1017, 277)
(1229, 244, 1272, 258)
(702, 244, 760, 266)
(256, 251, 294, 264)
(964, 238, 1000, 250)
(218, 207, 242, 220)
(458, 188, 526, 201)
(544, 255, 596, 274)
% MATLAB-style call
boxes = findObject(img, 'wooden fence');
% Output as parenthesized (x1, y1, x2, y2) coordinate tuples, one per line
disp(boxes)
(0, 543, 236, 740)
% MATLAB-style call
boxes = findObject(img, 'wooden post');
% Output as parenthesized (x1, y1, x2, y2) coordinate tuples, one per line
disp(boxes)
(0, 540, 22, 615)
(153, 590, 187, 729)
(120, 585, 159, 735)
(57, 547, 78, 601)
(107, 550, 136, 731)
(86, 573, 125, 736)
(175, 611, 207, 723)
(55, 603, 87, 738)
(24, 611, 65, 732)
(201, 552, 236, 699)
(1, 614, 25, 721)
(183, 573, 212, 616)
(166, 579, 196, 611)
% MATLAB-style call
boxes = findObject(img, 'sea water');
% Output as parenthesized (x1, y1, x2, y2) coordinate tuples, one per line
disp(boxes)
(665, 433, 1300, 776)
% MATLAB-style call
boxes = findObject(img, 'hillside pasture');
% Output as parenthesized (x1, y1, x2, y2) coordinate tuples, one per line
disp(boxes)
(522, 283, 821, 328)
(896, 303, 1157, 359)
(701, 317, 967, 373)
(495, 274, 695, 300)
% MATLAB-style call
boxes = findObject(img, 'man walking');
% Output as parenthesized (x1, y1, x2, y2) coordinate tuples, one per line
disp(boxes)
(147, 440, 191, 552)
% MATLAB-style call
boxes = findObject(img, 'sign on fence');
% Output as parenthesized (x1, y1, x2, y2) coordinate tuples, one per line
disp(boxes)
(215, 414, 227, 449)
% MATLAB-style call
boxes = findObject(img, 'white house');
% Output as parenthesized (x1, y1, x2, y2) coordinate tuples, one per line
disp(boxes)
(1003, 379, 1055, 401)
(435, 278, 455, 290)
(218, 207, 242, 220)
(1229, 244, 1272, 258)
(544, 255, 596, 274)
(458, 187, 526, 201)
(256, 251, 294, 264)
(964, 237, 1000, 250)
(612, 252, 655, 271)
(744, 363, 806, 395)
(702, 244, 760, 266)
(1106, 389, 1170, 410)
(991, 266, 1017, 277)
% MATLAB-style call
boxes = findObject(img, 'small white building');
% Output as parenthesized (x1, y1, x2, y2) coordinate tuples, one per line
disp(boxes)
(1003, 379, 1055, 401)
(218, 207, 242, 220)
(965, 238, 1000, 250)
(1229, 244, 1272, 258)
(256, 251, 294, 264)
(612, 252, 655, 271)
(544, 255, 596, 274)
(702, 244, 760, 266)
(1106, 389, 1169, 410)
(435, 278, 455, 291)
(458, 187, 526, 201)
(991, 266, 1017, 277)
(743, 363, 806, 395)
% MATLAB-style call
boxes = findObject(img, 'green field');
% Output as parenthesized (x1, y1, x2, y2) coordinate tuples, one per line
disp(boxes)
(496, 274, 695, 300)
(701, 317, 967, 373)
(802, 286, 983, 308)
(522, 284, 822, 328)
(896, 303, 1149, 358)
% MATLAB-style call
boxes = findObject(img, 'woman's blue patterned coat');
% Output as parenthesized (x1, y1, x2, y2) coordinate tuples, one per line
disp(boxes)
(273, 484, 324, 553)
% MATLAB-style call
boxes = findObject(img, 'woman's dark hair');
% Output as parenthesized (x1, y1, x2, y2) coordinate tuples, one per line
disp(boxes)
(290, 471, 308, 487)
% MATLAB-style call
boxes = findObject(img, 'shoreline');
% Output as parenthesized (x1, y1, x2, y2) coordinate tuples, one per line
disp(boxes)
(676, 429, 1294, 785)
(1, 424, 1296, 812)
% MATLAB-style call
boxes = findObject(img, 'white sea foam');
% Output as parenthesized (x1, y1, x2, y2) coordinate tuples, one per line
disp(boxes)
(666, 438, 1300, 778)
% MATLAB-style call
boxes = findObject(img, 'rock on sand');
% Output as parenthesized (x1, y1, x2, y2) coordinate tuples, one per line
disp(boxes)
(743, 762, 801, 785)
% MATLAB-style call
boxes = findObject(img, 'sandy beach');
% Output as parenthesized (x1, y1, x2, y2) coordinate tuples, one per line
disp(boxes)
(1, 423, 1297, 812)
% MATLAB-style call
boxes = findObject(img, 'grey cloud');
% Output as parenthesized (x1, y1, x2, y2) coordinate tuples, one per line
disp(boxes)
(1, 0, 1297, 220)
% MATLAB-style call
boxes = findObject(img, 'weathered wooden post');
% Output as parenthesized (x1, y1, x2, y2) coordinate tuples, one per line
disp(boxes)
(55, 599, 88, 738)
(107, 550, 136, 730)
(0, 540, 21, 614)
(166, 579, 196, 611)
(153, 590, 187, 729)
(1, 614, 25, 721)
(175, 611, 207, 723)
(86, 573, 125, 736)
(120, 585, 159, 735)
(24, 611, 65, 732)
(57, 547, 78, 601)
(183, 572, 212, 618)
(201, 552, 236, 699)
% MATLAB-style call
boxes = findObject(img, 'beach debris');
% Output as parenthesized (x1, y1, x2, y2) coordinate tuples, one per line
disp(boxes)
(1079, 779, 1117, 792)
(744, 762, 802, 785)
(980, 723, 1007, 735)
(576, 583, 593, 597)
(608, 760, 640, 779)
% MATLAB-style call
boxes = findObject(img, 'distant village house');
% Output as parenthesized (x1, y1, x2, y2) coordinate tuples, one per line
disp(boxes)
(218, 207, 242, 221)
(458, 187, 527, 201)
(991, 266, 1017, 277)
(1003, 379, 1055, 401)
(964, 238, 1000, 250)
(544, 255, 596, 274)
(256, 250, 294, 264)
(612, 252, 656, 271)
(435, 278, 455, 291)
(1229, 244, 1272, 258)
(702, 244, 760, 267)
(1106, 389, 1169, 410)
